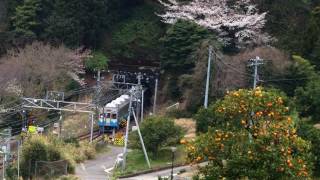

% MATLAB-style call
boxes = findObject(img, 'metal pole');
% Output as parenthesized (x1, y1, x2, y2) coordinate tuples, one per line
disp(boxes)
(122, 94, 133, 171)
(132, 110, 151, 168)
(2, 154, 5, 180)
(141, 89, 144, 122)
(59, 111, 62, 138)
(97, 70, 101, 87)
(17, 141, 20, 179)
(90, 113, 94, 142)
(204, 46, 213, 109)
(171, 151, 174, 180)
(153, 79, 158, 114)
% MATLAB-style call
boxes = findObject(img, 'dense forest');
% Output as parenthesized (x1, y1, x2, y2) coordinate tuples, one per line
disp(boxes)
(1, 0, 320, 178)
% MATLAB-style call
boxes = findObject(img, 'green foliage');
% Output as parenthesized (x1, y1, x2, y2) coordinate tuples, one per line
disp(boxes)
(20, 135, 69, 179)
(288, 55, 320, 121)
(254, 0, 310, 53)
(272, 55, 319, 96)
(130, 116, 184, 155)
(195, 87, 291, 133)
(297, 121, 320, 176)
(85, 51, 108, 71)
(109, 4, 163, 61)
(160, 20, 215, 72)
(10, 0, 111, 47)
(187, 88, 314, 179)
(18, 135, 96, 179)
(45, 0, 109, 47)
(11, 0, 43, 37)
(295, 78, 320, 121)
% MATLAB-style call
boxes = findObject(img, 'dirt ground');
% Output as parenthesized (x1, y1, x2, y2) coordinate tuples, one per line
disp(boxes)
(174, 118, 196, 140)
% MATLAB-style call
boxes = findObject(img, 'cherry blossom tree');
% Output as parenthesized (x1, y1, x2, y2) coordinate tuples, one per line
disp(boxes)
(157, 0, 271, 48)
(0, 42, 90, 97)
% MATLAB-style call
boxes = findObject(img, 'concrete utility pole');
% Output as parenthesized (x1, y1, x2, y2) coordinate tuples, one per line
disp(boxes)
(0, 128, 12, 180)
(123, 87, 151, 170)
(132, 110, 151, 168)
(248, 56, 264, 89)
(153, 78, 158, 114)
(204, 46, 213, 109)
(141, 89, 145, 122)
(90, 113, 94, 142)
(122, 94, 133, 170)
(248, 56, 264, 142)
(58, 111, 62, 138)
(17, 140, 20, 179)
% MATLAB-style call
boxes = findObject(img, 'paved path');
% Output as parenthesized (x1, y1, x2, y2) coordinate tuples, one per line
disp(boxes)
(75, 146, 123, 180)
(120, 162, 207, 180)
(120, 165, 194, 180)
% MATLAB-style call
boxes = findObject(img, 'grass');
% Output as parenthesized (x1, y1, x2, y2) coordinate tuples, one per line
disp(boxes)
(95, 142, 111, 154)
(116, 145, 187, 176)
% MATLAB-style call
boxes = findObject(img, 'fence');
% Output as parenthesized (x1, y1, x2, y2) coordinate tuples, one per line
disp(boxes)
(35, 160, 68, 179)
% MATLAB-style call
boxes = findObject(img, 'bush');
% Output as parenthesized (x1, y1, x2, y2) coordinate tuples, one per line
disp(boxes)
(20, 135, 74, 179)
(129, 116, 184, 155)
(187, 88, 314, 179)
(297, 121, 320, 177)
(85, 51, 108, 72)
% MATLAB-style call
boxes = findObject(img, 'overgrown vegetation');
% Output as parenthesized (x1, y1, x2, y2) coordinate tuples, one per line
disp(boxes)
(8, 135, 96, 179)
(130, 116, 184, 155)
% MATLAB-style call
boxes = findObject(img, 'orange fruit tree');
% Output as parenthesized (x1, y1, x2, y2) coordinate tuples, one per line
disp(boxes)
(189, 87, 313, 179)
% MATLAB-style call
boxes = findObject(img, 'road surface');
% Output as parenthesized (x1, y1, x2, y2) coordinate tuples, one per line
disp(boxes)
(119, 165, 195, 180)
(75, 145, 123, 180)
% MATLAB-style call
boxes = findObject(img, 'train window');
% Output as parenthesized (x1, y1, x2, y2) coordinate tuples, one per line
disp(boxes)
(106, 113, 111, 118)
(111, 114, 117, 119)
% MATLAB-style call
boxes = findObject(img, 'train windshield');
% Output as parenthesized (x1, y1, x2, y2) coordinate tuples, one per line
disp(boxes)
(111, 114, 117, 119)
(106, 113, 111, 118)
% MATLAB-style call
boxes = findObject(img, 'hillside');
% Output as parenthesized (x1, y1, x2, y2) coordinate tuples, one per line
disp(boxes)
(1, 0, 320, 179)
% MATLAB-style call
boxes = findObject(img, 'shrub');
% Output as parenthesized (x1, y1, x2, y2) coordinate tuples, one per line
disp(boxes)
(187, 88, 314, 179)
(130, 116, 184, 155)
(20, 135, 74, 179)
(85, 51, 108, 72)
(297, 121, 320, 177)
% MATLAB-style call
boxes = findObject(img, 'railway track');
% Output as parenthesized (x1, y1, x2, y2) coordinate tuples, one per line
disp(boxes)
(77, 129, 100, 141)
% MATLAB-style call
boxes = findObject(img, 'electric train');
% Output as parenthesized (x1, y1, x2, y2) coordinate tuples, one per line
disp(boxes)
(98, 94, 130, 132)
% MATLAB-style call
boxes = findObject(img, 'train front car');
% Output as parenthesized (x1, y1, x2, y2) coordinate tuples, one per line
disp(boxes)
(98, 94, 130, 133)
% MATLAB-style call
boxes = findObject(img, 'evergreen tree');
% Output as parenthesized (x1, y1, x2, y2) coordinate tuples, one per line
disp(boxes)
(160, 20, 215, 73)
(11, 0, 43, 37)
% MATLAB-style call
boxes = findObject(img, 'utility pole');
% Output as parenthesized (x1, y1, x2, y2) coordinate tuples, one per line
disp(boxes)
(17, 140, 20, 179)
(153, 78, 158, 114)
(90, 113, 94, 142)
(0, 128, 11, 180)
(123, 87, 151, 170)
(122, 94, 133, 170)
(141, 89, 145, 122)
(58, 111, 62, 138)
(248, 56, 264, 89)
(204, 46, 213, 109)
(132, 109, 151, 168)
(136, 73, 142, 121)
(248, 56, 264, 142)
